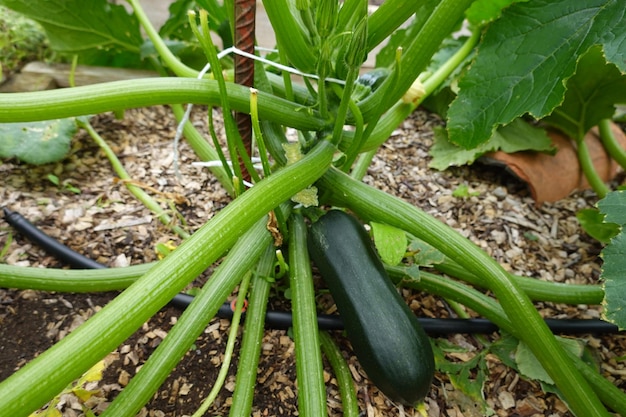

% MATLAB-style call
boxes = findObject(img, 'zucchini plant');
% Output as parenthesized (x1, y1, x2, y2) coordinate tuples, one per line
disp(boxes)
(0, 0, 624, 416)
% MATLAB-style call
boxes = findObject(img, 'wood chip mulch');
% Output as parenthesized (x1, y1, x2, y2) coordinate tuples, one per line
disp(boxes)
(1, 105, 625, 417)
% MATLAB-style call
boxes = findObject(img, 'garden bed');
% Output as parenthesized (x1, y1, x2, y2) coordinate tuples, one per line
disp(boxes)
(1, 102, 624, 416)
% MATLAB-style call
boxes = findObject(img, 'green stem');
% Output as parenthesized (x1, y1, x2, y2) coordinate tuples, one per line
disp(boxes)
(341, 29, 480, 153)
(0, 78, 327, 132)
(565, 349, 626, 416)
(319, 332, 359, 417)
(191, 272, 253, 417)
(350, 148, 377, 181)
(366, 0, 422, 51)
(0, 253, 603, 305)
(358, 0, 474, 120)
(288, 213, 327, 417)
(170, 104, 235, 196)
(318, 167, 610, 417)
(389, 267, 626, 416)
(127, 0, 199, 78)
(340, 93, 365, 171)
(435, 259, 604, 305)
(0, 140, 335, 417)
(0, 263, 152, 292)
(229, 245, 275, 417)
(192, 9, 246, 189)
(599, 118, 626, 171)
(78, 118, 190, 239)
(250, 89, 273, 177)
(263, 1, 317, 73)
(577, 137, 610, 199)
(331, 66, 360, 146)
(103, 220, 271, 417)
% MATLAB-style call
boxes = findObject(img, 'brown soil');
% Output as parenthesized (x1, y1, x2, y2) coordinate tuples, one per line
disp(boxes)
(1, 105, 625, 417)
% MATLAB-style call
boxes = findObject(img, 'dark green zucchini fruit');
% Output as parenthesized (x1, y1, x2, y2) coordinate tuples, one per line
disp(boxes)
(307, 209, 435, 406)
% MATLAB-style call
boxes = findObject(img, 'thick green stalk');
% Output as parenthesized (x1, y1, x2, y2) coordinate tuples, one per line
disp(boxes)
(358, 0, 473, 120)
(0, 255, 603, 304)
(319, 332, 359, 417)
(350, 148, 377, 180)
(318, 167, 610, 417)
(79, 118, 190, 239)
(0, 140, 335, 417)
(191, 9, 247, 188)
(229, 245, 276, 417)
(366, 0, 422, 50)
(565, 349, 626, 416)
(435, 260, 604, 305)
(341, 27, 480, 154)
(0, 263, 152, 292)
(0, 78, 327, 132)
(577, 137, 609, 199)
(103, 223, 272, 417)
(103, 219, 270, 417)
(263, 0, 317, 73)
(389, 267, 626, 416)
(337, 0, 365, 36)
(127, 0, 199, 78)
(599, 118, 626, 171)
(288, 213, 328, 417)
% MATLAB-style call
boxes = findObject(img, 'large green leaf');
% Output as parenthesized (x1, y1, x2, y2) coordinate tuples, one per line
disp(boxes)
(0, 118, 78, 165)
(598, 190, 626, 329)
(544, 46, 626, 141)
(429, 118, 554, 170)
(0, 0, 142, 55)
(447, 0, 626, 149)
(465, 0, 528, 25)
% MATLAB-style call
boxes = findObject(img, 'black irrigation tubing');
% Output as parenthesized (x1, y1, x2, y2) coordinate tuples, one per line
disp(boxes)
(2, 206, 621, 335)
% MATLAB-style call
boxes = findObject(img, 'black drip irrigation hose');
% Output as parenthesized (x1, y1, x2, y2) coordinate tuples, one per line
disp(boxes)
(2, 206, 621, 335)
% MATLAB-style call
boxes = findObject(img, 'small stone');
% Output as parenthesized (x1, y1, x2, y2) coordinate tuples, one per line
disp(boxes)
(493, 186, 508, 200)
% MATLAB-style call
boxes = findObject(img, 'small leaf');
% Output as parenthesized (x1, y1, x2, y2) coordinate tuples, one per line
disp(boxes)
(407, 237, 445, 267)
(430, 118, 554, 170)
(452, 184, 480, 198)
(515, 337, 584, 384)
(0, 118, 77, 165)
(370, 222, 407, 266)
(77, 360, 105, 385)
(576, 208, 620, 243)
(46, 173, 60, 186)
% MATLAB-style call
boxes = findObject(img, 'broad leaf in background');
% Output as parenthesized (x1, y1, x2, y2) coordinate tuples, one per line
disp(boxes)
(370, 222, 407, 266)
(544, 46, 626, 142)
(0, 118, 78, 165)
(515, 337, 584, 385)
(0, 0, 143, 67)
(465, 0, 528, 25)
(429, 118, 554, 170)
(598, 190, 626, 329)
(160, 0, 232, 48)
(447, 0, 626, 149)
